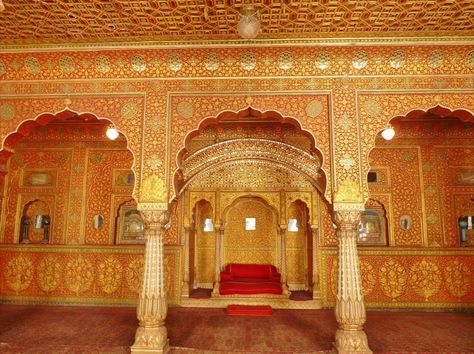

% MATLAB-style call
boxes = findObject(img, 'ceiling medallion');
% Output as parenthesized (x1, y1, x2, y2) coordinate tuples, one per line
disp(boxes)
(237, 4, 260, 39)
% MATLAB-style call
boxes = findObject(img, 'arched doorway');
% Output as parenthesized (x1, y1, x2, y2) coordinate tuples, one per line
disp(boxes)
(0, 109, 137, 246)
(367, 105, 474, 248)
(176, 107, 327, 308)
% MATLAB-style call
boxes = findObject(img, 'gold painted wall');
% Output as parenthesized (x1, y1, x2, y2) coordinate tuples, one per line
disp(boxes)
(194, 201, 215, 286)
(320, 248, 474, 308)
(0, 43, 473, 308)
(1, 123, 133, 245)
(286, 201, 309, 288)
(0, 245, 181, 305)
(224, 198, 278, 266)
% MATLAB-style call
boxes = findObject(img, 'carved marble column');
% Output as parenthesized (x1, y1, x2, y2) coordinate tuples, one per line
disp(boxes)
(278, 225, 290, 295)
(333, 209, 372, 354)
(212, 222, 223, 296)
(131, 208, 170, 354)
(311, 225, 320, 299)
(181, 224, 191, 297)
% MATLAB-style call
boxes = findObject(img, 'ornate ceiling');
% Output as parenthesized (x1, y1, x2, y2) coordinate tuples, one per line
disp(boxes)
(0, 0, 473, 47)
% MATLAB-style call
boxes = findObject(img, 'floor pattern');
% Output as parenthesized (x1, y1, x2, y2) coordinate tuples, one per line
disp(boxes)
(0, 305, 473, 353)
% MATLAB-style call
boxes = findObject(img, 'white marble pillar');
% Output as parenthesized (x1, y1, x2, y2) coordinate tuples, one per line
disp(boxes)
(131, 208, 170, 354)
(333, 209, 372, 354)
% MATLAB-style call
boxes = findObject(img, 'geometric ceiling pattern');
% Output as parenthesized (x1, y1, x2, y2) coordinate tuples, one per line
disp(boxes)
(0, 0, 473, 46)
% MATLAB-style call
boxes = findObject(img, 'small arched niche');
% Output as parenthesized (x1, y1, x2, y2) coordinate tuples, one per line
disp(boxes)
(20, 199, 51, 244)
(358, 199, 388, 246)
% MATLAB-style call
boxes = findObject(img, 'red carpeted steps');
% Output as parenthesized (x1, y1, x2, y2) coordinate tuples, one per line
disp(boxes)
(226, 304, 273, 316)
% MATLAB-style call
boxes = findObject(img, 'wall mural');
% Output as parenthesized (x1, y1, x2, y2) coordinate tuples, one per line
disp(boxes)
(0, 44, 473, 308)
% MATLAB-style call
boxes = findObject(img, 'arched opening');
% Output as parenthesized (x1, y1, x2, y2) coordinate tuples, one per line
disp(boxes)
(0, 109, 137, 245)
(177, 107, 326, 308)
(367, 105, 474, 247)
(286, 199, 313, 292)
(192, 199, 215, 289)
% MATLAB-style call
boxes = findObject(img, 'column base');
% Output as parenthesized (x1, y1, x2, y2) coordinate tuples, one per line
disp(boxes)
(212, 282, 220, 296)
(131, 326, 169, 354)
(282, 283, 290, 296)
(334, 329, 372, 354)
(181, 281, 190, 297)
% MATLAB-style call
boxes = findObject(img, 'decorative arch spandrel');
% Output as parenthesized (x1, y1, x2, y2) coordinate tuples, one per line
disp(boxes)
(359, 92, 474, 199)
(0, 96, 145, 201)
(169, 93, 332, 201)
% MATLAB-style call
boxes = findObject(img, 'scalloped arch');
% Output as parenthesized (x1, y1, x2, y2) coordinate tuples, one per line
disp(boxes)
(174, 106, 328, 201)
(0, 108, 139, 201)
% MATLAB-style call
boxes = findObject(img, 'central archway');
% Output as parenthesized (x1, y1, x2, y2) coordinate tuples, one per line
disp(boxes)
(176, 107, 327, 308)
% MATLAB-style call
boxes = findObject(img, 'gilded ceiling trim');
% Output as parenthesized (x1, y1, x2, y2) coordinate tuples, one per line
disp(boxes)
(1, 36, 473, 52)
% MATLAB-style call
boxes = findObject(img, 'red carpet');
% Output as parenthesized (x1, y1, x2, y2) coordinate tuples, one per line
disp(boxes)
(226, 305, 272, 316)
(0, 305, 473, 353)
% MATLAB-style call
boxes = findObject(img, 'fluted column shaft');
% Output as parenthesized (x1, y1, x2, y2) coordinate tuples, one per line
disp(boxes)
(131, 209, 170, 354)
(334, 210, 372, 354)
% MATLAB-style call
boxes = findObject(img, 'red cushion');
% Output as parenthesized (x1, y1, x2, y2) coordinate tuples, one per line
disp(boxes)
(220, 281, 282, 295)
(227, 264, 274, 279)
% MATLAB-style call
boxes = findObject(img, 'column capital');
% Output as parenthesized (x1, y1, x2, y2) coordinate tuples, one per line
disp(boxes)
(333, 209, 361, 230)
(138, 208, 170, 228)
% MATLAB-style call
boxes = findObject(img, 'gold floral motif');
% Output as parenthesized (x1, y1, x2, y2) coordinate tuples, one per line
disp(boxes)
(177, 101, 194, 119)
(334, 177, 363, 203)
(65, 256, 94, 295)
(59, 56, 75, 74)
(315, 51, 330, 70)
(428, 50, 444, 68)
(339, 153, 355, 170)
(360, 260, 375, 296)
(98, 256, 122, 294)
(337, 114, 352, 131)
(410, 259, 441, 300)
(278, 52, 293, 70)
(168, 54, 182, 72)
(0, 59, 5, 76)
(141, 175, 167, 202)
(126, 256, 144, 293)
(389, 50, 406, 69)
(5, 255, 33, 294)
(204, 52, 219, 71)
(131, 54, 147, 72)
(352, 51, 368, 70)
(121, 102, 139, 120)
(0, 104, 14, 120)
(445, 259, 470, 298)
(241, 52, 256, 71)
(95, 55, 111, 73)
(364, 98, 381, 117)
(305, 100, 323, 118)
(380, 258, 407, 300)
(38, 255, 61, 294)
(465, 50, 474, 69)
(24, 56, 41, 74)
